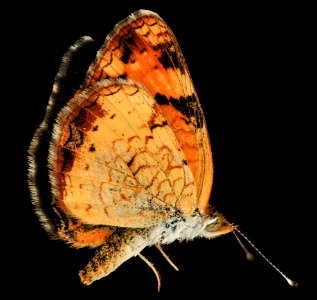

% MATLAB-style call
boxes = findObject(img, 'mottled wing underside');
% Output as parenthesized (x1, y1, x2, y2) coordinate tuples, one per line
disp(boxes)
(50, 80, 197, 228)
(84, 10, 213, 213)
(28, 9, 214, 249)
(27, 9, 224, 286)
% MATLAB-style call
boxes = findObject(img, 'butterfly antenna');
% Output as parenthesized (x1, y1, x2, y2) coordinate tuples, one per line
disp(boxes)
(138, 253, 161, 292)
(156, 244, 179, 271)
(233, 230, 254, 261)
(233, 227, 298, 287)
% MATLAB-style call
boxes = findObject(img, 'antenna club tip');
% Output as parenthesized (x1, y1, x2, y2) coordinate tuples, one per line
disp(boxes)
(287, 278, 298, 288)
(246, 253, 254, 261)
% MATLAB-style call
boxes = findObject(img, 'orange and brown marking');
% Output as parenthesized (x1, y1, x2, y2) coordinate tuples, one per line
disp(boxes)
(83, 12, 213, 212)
(50, 81, 197, 229)
(27, 10, 232, 288)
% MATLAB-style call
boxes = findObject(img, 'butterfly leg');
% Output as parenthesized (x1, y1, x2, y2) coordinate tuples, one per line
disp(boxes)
(138, 253, 161, 292)
(155, 244, 179, 271)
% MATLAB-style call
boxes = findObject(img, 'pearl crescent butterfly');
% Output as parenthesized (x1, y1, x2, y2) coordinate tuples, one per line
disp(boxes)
(28, 9, 284, 289)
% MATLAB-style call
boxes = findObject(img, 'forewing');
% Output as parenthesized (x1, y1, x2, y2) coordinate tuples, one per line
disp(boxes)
(49, 80, 197, 228)
(84, 10, 213, 213)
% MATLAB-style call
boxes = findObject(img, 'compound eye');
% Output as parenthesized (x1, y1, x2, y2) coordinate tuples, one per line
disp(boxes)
(204, 217, 219, 233)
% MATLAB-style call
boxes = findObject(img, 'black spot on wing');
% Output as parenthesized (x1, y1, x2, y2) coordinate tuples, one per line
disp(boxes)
(150, 120, 168, 131)
(72, 108, 87, 127)
(62, 148, 74, 172)
(158, 48, 174, 69)
(154, 93, 203, 129)
(155, 93, 169, 105)
(127, 154, 136, 167)
(125, 36, 135, 45)
(170, 95, 203, 128)
(170, 97, 189, 118)
(121, 42, 133, 64)
(120, 34, 139, 65)
(154, 43, 185, 74)
(117, 72, 127, 80)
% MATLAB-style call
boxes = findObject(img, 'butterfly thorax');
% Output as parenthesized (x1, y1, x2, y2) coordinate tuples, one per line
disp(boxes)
(149, 208, 235, 246)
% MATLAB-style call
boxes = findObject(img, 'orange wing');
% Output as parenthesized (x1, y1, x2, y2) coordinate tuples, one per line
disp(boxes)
(49, 80, 197, 228)
(84, 9, 213, 214)
(28, 10, 214, 249)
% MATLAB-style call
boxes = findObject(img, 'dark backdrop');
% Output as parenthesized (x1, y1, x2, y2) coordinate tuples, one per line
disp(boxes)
(5, 1, 312, 299)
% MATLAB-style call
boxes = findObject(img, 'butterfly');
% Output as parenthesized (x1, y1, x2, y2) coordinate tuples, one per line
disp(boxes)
(28, 9, 237, 290)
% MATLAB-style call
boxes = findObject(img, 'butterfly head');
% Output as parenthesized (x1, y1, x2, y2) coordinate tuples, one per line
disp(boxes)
(200, 209, 235, 239)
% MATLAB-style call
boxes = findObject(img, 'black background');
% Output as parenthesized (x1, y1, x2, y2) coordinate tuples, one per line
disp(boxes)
(5, 1, 313, 299)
